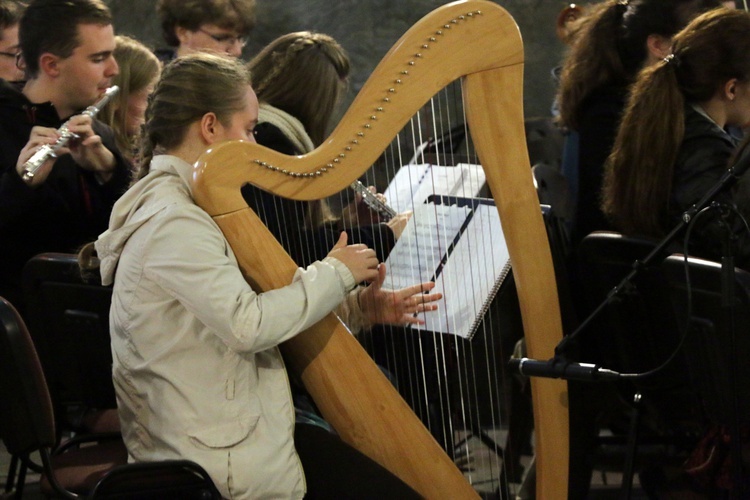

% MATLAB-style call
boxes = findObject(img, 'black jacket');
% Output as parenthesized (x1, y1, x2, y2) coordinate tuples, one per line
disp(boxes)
(670, 105, 748, 268)
(0, 80, 131, 308)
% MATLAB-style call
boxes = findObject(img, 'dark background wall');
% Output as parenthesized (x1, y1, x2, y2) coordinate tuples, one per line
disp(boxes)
(105, 0, 569, 119)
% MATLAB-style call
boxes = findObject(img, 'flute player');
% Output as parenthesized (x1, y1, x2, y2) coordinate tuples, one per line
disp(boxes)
(0, 0, 130, 313)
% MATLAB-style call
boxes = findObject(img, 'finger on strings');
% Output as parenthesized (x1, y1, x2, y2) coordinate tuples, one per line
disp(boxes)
(397, 280, 437, 299)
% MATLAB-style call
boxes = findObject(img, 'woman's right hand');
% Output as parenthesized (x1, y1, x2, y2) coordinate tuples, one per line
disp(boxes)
(327, 232, 379, 283)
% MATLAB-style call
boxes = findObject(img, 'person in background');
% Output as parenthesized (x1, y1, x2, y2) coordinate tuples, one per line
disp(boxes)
(154, 0, 255, 62)
(0, 0, 129, 312)
(243, 31, 410, 267)
(603, 8, 750, 268)
(99, 35, 160, 164)
(602, 9, 750, 494)
(557, 0, 721, 247)
(0, 1, 24, 81)
(96, 52, 433, 499)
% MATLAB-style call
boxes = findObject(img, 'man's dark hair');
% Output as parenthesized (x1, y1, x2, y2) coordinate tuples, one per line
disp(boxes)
(0, 1, 26, 31)
(20, 0, 112, 79)
(157, 0, 256, 47)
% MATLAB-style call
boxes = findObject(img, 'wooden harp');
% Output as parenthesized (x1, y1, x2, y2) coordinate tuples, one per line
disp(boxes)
(192, 0, 569, 497)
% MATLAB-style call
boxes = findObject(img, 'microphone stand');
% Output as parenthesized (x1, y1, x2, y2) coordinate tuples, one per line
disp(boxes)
(510, 148, 750, 498)
(512, 151, 750, 381)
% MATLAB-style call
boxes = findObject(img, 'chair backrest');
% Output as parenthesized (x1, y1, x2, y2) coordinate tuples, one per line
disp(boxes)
(22, 253, 116, 421)
(661, 255, 750, 426)
(89, 460, 222, 499)
(0, 296, 57, 456)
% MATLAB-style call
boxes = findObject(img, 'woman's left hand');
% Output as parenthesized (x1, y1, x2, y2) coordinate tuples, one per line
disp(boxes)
(359, 264, 442, 326)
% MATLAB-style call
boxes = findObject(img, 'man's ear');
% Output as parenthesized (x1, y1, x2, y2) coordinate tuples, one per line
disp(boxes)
(199, 112, 222, 144)
(38, 53, 60, 77)
(175, 26, 191, 46)
(646, 34, 672, 61)
(724, 78, 738, 101)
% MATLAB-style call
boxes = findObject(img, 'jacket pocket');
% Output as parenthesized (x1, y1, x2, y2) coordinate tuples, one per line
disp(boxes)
(187, 416, 259, 449)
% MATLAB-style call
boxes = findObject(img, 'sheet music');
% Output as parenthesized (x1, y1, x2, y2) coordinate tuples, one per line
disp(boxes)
(385, 202, 471, 290)
(384, 201, 510, 339)
(383, 163, 486, 213)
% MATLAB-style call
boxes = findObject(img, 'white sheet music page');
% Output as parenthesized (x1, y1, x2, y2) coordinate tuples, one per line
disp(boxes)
(383, 163, 485, 213)
(384, 201, 510, 338)
(431, 204, 509, 339)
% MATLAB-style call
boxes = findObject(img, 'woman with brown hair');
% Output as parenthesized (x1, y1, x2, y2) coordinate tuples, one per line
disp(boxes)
(557, 0, 721, 246)
(602, 8, 750, 266)
(98, 35, 160, 163)
(243, 31, 409, 267)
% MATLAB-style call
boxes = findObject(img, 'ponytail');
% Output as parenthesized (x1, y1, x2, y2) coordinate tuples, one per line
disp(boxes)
(602, 59, 685, 236)
(558, 0, 629, 129)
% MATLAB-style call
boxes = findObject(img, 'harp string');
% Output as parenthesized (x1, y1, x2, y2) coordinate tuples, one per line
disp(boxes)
(194, 3, 569, 495)
(326, 80, 514, 495)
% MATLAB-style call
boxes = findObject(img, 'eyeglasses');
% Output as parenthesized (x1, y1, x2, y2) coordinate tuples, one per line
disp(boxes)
(197, 29, 248, 48)
(0, 51, 19, 59)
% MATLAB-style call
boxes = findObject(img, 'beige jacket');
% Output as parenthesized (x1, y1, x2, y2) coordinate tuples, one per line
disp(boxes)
(96, 155, 355, 499)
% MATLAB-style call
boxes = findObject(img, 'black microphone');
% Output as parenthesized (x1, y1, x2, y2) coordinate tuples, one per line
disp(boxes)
(509, 357, 622, 382)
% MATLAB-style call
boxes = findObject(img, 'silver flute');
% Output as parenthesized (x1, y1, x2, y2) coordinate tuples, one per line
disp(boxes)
(349, 180, 397, 221)
(21, 85, 120, 182)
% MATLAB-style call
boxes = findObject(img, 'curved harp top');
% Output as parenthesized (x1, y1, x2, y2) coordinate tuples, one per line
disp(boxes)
(192, 0, 522, 215)
(193, 1, 569, 498)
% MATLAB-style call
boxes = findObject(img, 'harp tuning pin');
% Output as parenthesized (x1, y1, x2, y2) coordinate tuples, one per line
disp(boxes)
(436, 30, 443, 35)
(338, 153, 346, 158)
(357, 132, 365, 137)
(400, 70, 408, 75)
(383, 97, 390, 102)
(459, 15, 465, 20)
(444, 24, 451, 29)
(315, 171, 323, 176)
(408, 61, 415, 66)
(320, 167, 328, 173)
(352, 139, 359, 144)
(333, 158, 341, 164)
(389, 88, 396, 92)
(416, 53, 423, 58)
(467, 12, 473, 17)
(364, 124, 371, 129)
(260, 161, 268, 166)
(254, 159, 261, 164)
(421, 44, 429, 49)
(394, 79, 401, 85)
(451, 19, 458, 24)
(376, 107, 384, 112)
(326, 163, 334, 168)
(429, 37, 436, 42)
(345, 146, 352, 151)
(281, 169, 288, 175)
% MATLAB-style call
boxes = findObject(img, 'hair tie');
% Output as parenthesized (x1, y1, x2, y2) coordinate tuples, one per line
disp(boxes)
(663, 53, 681, 66)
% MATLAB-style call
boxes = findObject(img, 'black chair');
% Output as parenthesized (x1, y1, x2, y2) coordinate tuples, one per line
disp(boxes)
(574, 232, 705, 496)
(0, 295, 221, 499)
(22, 253, 118, 437)
(661, 254, 750, 427)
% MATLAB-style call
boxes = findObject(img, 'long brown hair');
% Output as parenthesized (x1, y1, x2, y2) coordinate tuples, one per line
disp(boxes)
(99, 35, 161, 163)
(136, 52, 251, 180)
(248, 31, 349, 146)
(557, 0, 721, 130)
(602, 8, 750, 236)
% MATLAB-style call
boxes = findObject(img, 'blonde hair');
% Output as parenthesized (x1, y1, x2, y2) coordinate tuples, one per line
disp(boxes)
(249, 31, 349, 146)
(99, 35, 161, 163)
(136, 52, 252, 180)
